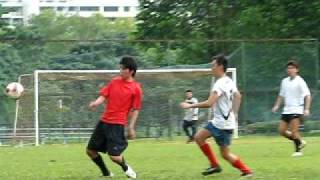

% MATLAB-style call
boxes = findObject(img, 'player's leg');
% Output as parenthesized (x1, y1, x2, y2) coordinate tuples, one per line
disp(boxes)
(289, 116, 306, 155)
(106, 124, 136, 178)
(219, 146, 252, 176)
(86, 122, 111, 176)
(195, 124, 221, 176)
(278, 116, 292, 140)
(215, 129, 252, 176)
(109, 155, 136, 178)
(191, 120, 197, 141)
(183, 120, 192, 142)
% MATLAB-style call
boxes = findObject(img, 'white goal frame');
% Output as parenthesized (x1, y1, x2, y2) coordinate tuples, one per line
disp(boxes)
(31, 68, 237, 146)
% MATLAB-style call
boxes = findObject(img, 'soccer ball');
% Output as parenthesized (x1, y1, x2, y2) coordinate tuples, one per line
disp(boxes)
(5, 82, 24, 99)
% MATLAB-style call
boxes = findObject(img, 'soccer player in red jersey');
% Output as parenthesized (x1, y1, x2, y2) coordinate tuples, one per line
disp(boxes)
(86, 56, 142, 179)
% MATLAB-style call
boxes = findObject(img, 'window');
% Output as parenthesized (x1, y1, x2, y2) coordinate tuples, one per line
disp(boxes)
(2, 18, 10, 24)
(57, 6, 65, 11)
(124, 6, 130, 12)
(80, 6, 99, 12)
(40, 7, 54, 11)
(12, 18, 23, 25)
(104, 6, 118, 12)
(68, 6, 78, 11)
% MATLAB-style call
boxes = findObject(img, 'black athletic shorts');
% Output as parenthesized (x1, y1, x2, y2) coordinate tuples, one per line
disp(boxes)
(281, 114, 302, 123)
(87, 121, 128, 156)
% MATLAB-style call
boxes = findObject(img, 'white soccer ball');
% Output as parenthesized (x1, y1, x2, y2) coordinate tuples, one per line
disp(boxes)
(5, 82, 24, 99)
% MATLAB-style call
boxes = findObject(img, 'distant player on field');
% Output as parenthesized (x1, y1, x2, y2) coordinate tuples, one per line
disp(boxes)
(272, 60, 311, 157)
(86, 56, 142, 178)
(182, 89, 199, 143)
(180, 55, 252, 177)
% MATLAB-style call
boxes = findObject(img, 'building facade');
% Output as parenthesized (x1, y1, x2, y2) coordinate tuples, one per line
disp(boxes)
(0, 0, 139, 25)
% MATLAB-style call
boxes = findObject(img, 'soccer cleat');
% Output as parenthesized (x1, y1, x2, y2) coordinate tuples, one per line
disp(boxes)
(292, 152, 303, 157)
(201, 166, 222, 176)
(241, 172, 253, 177)
(125, 165, 137, 179)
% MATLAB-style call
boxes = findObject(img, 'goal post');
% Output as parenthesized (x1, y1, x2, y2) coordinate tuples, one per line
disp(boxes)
(14, 68, 237, 146)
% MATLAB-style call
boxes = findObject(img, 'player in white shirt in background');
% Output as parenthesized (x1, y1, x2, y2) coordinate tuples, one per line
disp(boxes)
(181, 55, 252, 177)
(272, 60, 311, 157)
(182, 89, 199, 143)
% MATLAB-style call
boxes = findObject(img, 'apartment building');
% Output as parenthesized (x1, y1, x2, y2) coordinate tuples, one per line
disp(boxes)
(0, 0, 139, 25)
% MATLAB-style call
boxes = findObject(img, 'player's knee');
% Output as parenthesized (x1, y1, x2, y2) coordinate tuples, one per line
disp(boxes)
(291, 131, 299, 138)
(221, 151, 229, 160)
(86, 148, 97, 158)
(109, 155, 121, 163)
(194, 134, 204, 145)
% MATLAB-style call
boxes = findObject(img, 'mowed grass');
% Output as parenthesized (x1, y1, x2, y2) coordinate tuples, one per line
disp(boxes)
(0, 136, 319, 180)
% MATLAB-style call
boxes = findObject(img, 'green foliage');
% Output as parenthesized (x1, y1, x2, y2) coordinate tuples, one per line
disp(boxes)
(136, 0, 320, 64)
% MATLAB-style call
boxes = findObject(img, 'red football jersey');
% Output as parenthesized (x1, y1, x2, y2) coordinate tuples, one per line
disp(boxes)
(99, 76, 142, 125)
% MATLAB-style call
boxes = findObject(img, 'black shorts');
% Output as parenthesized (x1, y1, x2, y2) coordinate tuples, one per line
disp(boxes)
(183, 120, 197, 128)
(281, 114, 302, 123)
(87, 121, 128, 156)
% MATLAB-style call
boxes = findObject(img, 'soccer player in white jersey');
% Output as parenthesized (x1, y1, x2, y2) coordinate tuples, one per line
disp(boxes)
(272, 60, 311, 157)
(181, 55, 252, 177)
(182, 89, 199, 143)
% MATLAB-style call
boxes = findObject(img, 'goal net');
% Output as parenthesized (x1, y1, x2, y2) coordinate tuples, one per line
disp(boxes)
(12, 68, 236, 146)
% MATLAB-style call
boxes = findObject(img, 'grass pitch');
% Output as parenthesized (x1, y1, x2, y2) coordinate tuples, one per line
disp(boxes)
(0, 136, 319, 180)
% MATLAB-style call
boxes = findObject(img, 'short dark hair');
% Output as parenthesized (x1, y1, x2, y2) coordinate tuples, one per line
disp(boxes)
(185, 89, 192, 93)
(287, 60, 299, 69)
(212, 54, 228, 72)
(120, 56, 137, 77)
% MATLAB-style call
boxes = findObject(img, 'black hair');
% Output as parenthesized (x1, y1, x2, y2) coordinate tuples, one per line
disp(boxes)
(120, 56, 137, 77)
(212, 54, 228, 72)
(185, 89, 192, 93)
(287, 60, 299, 69)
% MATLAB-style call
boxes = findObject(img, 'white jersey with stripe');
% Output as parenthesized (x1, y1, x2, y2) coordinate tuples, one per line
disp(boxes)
(184, 97, 199, 121)
(210, 76, 238, 130)
(279, 75, 310, 114)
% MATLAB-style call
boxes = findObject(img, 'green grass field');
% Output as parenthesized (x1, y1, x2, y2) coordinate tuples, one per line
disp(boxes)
(0, 136, 319, 180)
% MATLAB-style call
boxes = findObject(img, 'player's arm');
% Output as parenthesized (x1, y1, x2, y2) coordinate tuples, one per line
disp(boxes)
(128, 85, 142, 139)
(273, 80, 284, 113)
(128, 109, 140, 139)
(304, 95, 311, 116)
(89, 96, 106, 110)
(272, 96, 283, 113)
(301, 79, 311, 116)
(192, 98, 199, 116)
(181, 91, 219, 109)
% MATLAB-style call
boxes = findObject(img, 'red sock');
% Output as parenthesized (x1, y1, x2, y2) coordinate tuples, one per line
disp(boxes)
(199, 143, 219, 167)
(232, 158, 252, 174)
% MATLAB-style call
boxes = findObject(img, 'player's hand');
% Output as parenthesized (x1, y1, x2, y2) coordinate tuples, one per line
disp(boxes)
(180, 102, 191, 109)
(88, 101, 98, 111)
(127, 127, 136, 140)
(304, 109, 310, 117)
(272, 105, 279, 113)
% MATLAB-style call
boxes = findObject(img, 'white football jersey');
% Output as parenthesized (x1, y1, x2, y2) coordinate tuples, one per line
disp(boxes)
(210, 76, 238, 129)
(184, 97, 199, 121)
(279, 75, 310, 114)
